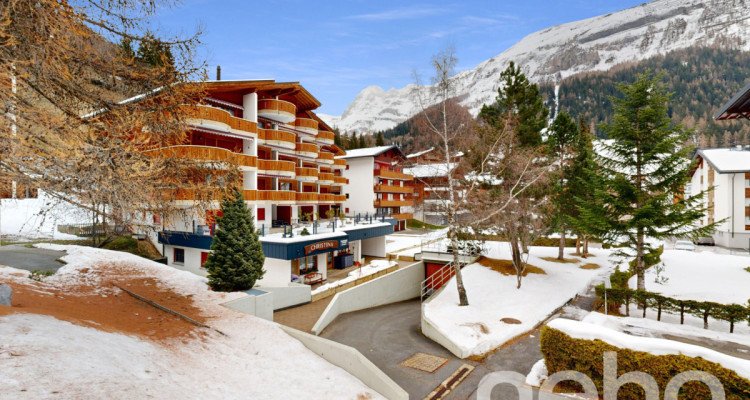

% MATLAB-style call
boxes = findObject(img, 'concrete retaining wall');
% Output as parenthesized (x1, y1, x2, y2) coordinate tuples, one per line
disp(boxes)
(279, 325, 408, 400)
(311, 261, 424, 335)
(255, 283, 311, 310)
(420, 285, 470, 359)
(222, 290, 273, 321)
(311, 265, 399, 302)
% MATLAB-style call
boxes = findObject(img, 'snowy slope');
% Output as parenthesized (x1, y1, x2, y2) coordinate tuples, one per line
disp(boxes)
(324, 0, 750, 133)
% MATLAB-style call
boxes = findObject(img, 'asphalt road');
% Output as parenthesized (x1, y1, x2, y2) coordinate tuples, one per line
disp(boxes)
(0, 245, 67, 272)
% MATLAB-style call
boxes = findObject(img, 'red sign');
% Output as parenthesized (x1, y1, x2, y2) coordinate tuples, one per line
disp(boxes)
(304, 240, 338, 255)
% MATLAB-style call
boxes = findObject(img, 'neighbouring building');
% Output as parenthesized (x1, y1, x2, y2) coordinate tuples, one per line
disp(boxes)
(147, 79, 396, 289)
(337, 145, 415, 231)
(404, 148, 464, 226)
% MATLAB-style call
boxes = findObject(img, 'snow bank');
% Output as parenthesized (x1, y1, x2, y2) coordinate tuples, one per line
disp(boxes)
(547, 318, 750, 381)
(311, 260, 396, 295)
(0, 192, 90, 240)
(628, 249, 750, 304)
(1, 245, 384, 399)
(525, 359, 548, 387)
(423, 243, 612, 356)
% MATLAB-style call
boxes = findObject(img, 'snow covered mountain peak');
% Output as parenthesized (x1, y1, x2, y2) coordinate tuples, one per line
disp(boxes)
(321, 0, 750, 133)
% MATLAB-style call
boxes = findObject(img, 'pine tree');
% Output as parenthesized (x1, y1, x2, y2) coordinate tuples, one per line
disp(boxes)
(333, 128, 342, 148)
(479, 61, 549, 147)
(568, 117, 601, 256)
(546, 111, 579, 260)
(581, 72, 716, 291)
(205, 189, 265, 291)
(359, 134, 366, 148)
(137, 33, 175, 68)
(376, 131, 385, 146)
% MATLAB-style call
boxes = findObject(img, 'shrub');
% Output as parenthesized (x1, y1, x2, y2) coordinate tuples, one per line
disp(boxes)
(531, 237, 577, 247)
(540, 326, 750, 400)
(29, 269, 55, 281)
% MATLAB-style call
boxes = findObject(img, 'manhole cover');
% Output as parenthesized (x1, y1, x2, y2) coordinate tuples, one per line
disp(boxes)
(399, 352, 449, 373)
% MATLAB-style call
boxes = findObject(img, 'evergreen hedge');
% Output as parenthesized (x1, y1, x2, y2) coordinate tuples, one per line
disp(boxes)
(540, 326, 750, 399)
(595, 286, 750, 333)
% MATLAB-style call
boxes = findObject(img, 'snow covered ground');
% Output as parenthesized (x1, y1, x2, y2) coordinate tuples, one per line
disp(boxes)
(0, 245, 384, 399)
(0, 191, 90, 240)
(385, 228, 447, 256)
(423, 243, 613, 357)
(628, 249, 750, 305)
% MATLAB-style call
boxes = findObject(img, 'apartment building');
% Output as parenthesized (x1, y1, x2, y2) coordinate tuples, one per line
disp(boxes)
(337, 145, 415, 231)
(688, 148, 750, 248)
(152, 80, 397, 288)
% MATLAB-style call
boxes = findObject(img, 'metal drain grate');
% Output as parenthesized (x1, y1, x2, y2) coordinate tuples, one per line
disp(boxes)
(398, 352, 450, 373)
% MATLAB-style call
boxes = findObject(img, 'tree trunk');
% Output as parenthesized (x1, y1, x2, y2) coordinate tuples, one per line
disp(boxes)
(583, 237, 589, 257)
(636, 228, 646, 291)
(510, 237, 524, 289)
(575, 236, 581, 256)
(450, 227, 469, 306)
(558, 228, 565, 260)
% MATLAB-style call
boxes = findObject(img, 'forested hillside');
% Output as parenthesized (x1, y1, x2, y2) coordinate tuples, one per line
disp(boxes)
(546, 46, 750, 147)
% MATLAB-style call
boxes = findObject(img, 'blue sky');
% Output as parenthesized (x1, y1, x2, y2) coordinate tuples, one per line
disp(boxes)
(152, 0, 647, 115)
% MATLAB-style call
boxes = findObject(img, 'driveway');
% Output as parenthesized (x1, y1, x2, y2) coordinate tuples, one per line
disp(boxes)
(0, 245, 67, 273)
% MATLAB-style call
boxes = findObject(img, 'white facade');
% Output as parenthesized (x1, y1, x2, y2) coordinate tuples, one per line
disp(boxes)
(341, 157, 375, 216)
(689, 148, 750, 248)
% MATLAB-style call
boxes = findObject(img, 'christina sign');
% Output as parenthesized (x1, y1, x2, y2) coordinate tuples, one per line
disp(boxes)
(304, 240, 339, 255)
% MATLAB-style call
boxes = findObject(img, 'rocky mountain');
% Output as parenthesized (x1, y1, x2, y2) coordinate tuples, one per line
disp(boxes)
(322, 0, 750, 133)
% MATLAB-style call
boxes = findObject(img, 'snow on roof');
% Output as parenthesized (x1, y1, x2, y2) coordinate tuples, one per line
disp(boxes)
(337, 145, 399, 159)
(404, 162, 457, 178)
(696, 148, 750, 173)
(406, 147, 434, 159)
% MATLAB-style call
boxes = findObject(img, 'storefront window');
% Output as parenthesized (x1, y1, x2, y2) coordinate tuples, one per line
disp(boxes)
(299, 255, 317, 275)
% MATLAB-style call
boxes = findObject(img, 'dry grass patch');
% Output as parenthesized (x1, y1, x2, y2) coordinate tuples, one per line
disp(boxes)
(477, 257, 546, 276)
(540, 256, 579, 264)
(579, 263, 601, 270)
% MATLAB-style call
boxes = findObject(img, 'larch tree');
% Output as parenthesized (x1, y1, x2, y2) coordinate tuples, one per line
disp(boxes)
(547, 111, 580, 260)
(1, 0, 229, 245)
(581, 72, 717, 291)
(205, 189, 265, 292)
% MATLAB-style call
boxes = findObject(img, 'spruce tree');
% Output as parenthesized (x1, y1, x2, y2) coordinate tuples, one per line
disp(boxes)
(376, 131, 385, 146)
(546, 111, 580, 260)
(568, 117, 602, 256)
(479, 61, 549, 147)
(359, 134, 367, 148)
(205, 189, 265, 291)
(581, 72, 716, 291)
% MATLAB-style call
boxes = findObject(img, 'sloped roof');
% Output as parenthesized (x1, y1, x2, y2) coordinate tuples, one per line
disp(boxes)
(715, 80, 750, 120)
(336, 145, 403, 160)
(695, 148, 750, 173)
(404, 162, 457, 178)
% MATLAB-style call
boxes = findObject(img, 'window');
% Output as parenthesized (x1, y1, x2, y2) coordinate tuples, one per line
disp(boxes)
(173, 248, 185, 264)
(153, 214, 161, 224)
(345, 193, 349, 199)
(280, 182, 292, 191)
(257, 208, 266, 221)
(200, 252, 209, 268)
(345, 165, 349, 170)
(345, 208, 349, 213)
(299, 255, 317, 275)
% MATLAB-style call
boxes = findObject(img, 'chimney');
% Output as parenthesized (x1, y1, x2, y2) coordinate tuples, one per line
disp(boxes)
(216, 65, 221, 81)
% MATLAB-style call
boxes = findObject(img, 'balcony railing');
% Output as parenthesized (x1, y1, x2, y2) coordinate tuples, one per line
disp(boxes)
(257, 190, 296, 201)
(318, 172, 334, 182)
(333, 176, 348, 185)
(332, 159, 346, 169)
(333, 194, 346, 202)
(258, 159, 296, 173)
(294, 118, 318, 135)
(257, 99, 296, 123)
(374, 199, 413, 207)
(188, 105, 257, 134)
(317, 152, 334, 164)
(144, 145, 257, 168)
(374, 184, 413, 194)
(258, 128, 296, 149)
(296, 192, 319, 202)
(391, 213, 413, 221)
(316, 130, 335, 144)
(243, 190, 257, 201)
(295, 167, 318, 180)
(375, 169, 413, 181)
(295, 142, 319, 157)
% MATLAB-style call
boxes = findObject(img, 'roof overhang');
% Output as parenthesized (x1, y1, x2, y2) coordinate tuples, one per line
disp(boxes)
(714, 80, 750, 120)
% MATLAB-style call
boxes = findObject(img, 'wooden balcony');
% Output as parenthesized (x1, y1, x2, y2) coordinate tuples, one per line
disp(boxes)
(374, 184, 413, 194)
(333, 176, 348, 185)
(374, 199, 412, 208)
(295, 192, 319, 203)
(315, 130, 335, 145)
(144, 145, 257, 169)
(243, 190, 257, 201)
(257, 99, 296, 123)
(375, 169, 413, 181)
(258, 159, 296, 176)
(256, 190, 296, 202)
(187, 105, 258, 135)
(295, 167, 318, 181)
(295, 142, 319, 158)
(294, 118, 318, 135)
(391, 213, 413, 221)
(333, 194, 346, 203)
(317, 152, 334, 164)
(318, 173, 335, 183)
(332, 159, 346, 169)
(258, 128, 296, 150)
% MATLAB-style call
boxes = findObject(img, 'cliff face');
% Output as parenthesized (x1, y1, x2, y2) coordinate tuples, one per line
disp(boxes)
(324, 0, 750, 133)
